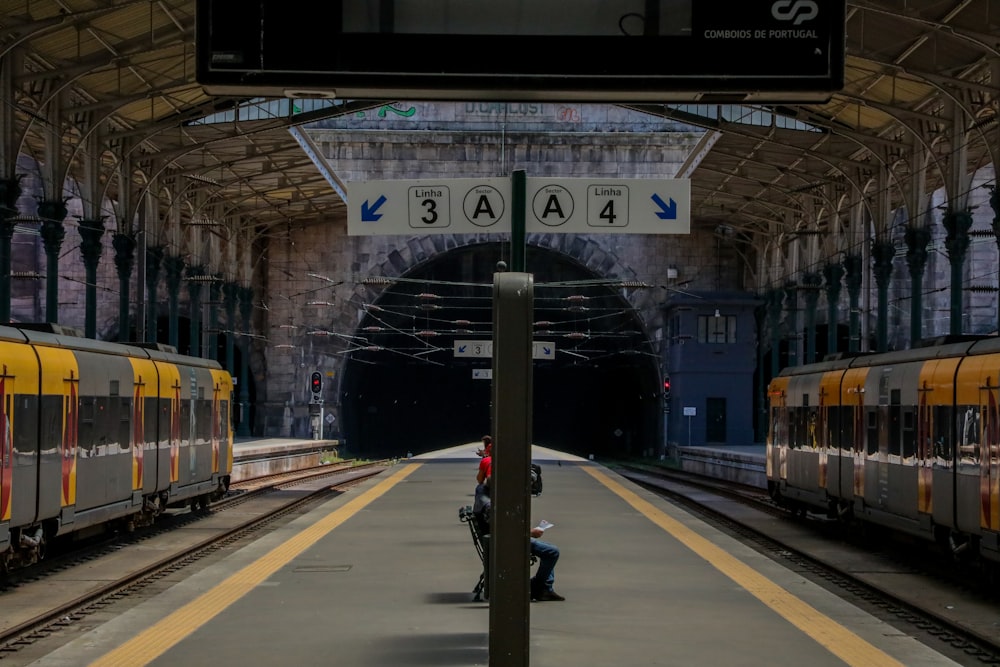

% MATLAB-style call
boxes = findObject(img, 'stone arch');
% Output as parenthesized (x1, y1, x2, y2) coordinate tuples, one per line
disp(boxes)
(333, 235, 663, 456)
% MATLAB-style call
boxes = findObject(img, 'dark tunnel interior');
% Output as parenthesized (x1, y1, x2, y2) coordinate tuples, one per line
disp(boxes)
(340, 243, 663, 459)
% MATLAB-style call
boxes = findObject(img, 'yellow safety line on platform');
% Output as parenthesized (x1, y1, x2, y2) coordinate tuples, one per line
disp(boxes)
(87, 463, 422, 667)
(582, 466, 905, 667)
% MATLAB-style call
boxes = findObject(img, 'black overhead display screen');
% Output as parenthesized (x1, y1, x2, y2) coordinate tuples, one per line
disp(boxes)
(196, 0, 844, 102)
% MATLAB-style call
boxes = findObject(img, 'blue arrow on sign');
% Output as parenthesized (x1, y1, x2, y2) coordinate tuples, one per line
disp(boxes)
(361, 195, 387, 222)
(651, 193, 678, 220)
(458, 344, 467, 354)
(542, 346, 552, 356)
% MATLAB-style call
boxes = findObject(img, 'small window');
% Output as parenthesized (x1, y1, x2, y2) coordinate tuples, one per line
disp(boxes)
(697, 314, 736, 344)
(110, 379, 120, 396)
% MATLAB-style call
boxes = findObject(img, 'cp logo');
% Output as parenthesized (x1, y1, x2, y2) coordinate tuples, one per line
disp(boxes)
(771, 0, 819, 25)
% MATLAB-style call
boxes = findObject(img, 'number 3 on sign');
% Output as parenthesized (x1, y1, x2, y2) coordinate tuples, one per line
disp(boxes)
(408, 185, 451, 228)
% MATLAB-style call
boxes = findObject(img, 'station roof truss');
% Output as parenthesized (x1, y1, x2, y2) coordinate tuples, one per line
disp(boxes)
(2, 0, 997, 279)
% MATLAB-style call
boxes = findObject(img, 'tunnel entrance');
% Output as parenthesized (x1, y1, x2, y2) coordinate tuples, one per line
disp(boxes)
(340, 243, 662, 460)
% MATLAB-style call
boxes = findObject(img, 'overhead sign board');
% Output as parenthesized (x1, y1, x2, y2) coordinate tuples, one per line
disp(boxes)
(454, 340, 555, 360)
(348, 178, 689, 235)
(349, 178, 509, 235)
(197, 0, 845, 103)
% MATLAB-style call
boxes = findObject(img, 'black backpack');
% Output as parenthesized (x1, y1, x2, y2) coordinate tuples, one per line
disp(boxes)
(530, 463, 543, 496)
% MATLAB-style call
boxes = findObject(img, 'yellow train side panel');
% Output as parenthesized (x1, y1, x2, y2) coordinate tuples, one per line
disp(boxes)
(817, 371, 842, 488)
(767, 376, 790, 481)
(128, 357, 159, 492)
(32, 346, 80, 507)
(840, 366, 869, 497)
(956, 353, 1000, 532)
(919, 357, 962, 517)
(0, 340, 41, 522)
(155, 362, 182, 484)
(208, 368, 234, 475)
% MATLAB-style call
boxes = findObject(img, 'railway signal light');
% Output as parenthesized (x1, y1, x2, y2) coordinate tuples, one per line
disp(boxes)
(663, 376, 671, 400)
(310, 371, 323, 396)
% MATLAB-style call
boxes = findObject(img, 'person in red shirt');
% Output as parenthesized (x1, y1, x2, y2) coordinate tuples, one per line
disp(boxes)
(477, 435, 493, 484)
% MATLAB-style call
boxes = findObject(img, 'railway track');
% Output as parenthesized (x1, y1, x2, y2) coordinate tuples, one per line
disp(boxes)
(613, 462, 1000, 666)
(0, 460, 392, 663)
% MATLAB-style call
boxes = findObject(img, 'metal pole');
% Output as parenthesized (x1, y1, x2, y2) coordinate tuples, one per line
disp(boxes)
(511, 170, 526, 272)
(490, 271, 533, 667)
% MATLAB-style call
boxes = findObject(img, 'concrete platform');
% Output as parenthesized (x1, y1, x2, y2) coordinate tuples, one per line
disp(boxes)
(674, 443, 766, 488)
(27, 443, 959, 666)
(230, 437, 342, 481)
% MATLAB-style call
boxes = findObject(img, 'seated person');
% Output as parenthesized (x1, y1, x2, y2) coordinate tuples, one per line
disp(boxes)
(476, 435, 493, 484)
(476, 434, 493, 458)
(473, 476, 564, 602)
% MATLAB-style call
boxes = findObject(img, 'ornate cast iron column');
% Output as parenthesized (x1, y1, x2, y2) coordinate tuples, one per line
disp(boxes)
(78, 218, 105, 339)
(38, 199, 68, 324)
(943, 210, 973, 336)
(843, 254, 864, 353)
(800, 272, 822, 363)
(112, 232, 136, 342)
(164, 255, 185, 349)
(822, 261, 844, 357)
(186, 265, 205, 357)
(904, 226, 931, 345)
(783, 281, 799, 368)
(0, 176, 23, 323)
(767, 288, 783, 379)
(144, 245, 164, 343)
(237, 285, 253, 437)
(871, 240, 895, 353)
(223, 281, 238, 377)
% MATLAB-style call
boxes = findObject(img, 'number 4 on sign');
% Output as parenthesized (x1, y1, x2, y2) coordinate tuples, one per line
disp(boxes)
(588, 185, 628, 228)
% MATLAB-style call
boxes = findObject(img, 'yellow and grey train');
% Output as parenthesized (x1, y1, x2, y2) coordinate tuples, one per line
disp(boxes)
(768, 336, 1000, 564)
(0, 324, 233, 572)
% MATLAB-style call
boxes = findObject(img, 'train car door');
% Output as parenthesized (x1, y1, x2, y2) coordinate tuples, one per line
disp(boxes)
(922, 356, 959, 531)
(766, 376, 789, 487)
(30, 344, 79, 524)
(841, 367, 868, 501)
(0, 341, 42, 538)
(916, 379, 933, 516)
(0, 363, 12, 532)
(977, 362, 1000, 537)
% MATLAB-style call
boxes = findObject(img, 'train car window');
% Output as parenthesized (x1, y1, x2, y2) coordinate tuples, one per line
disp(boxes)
(95, 397, 113, 452)
(799, 406, 808, 449)
(835, 405, 851, 452)
(180, 401, 191, 444)
(198, 386, 205, 400)
(2, 394, 9, 466)
(79, 396, 96, 451)
(158, 397, 171, 447)
(143, 397, 158, 449)
(866, 408, 878, 455)
(932, 405, 952, 460)
(196, 399, 212, 445)
(109, 379, 120, 396)
(888, 393, 901, 457)
(959, 405, 980, 463)
(20, 395, 41, 455)
(118, 397, 131, 451)
(901, 408, 915, 459)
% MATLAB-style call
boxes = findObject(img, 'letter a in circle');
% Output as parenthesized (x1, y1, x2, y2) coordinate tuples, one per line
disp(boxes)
(542, 195, 564, 219)
(473, 195, 495, 219)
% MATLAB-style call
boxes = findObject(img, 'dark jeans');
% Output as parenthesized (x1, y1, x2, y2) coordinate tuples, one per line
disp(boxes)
(530, 538, 560, 591)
